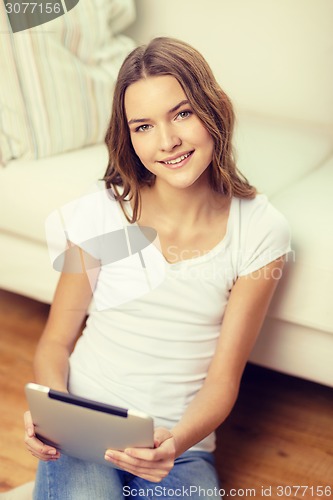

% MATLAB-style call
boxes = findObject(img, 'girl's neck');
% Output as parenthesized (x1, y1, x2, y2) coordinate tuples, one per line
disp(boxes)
(140, 176, 226, 228)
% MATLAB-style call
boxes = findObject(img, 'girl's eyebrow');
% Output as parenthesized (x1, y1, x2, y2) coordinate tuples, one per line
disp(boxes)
(127, 99, 190, 126)
(169, 99, 190, 114)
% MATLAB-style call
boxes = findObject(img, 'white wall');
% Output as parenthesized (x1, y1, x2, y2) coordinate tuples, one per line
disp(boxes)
(126, 0, 333, 129)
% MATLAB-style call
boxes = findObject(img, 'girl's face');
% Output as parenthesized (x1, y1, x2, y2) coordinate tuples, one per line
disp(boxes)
(125, 75, 214, 190)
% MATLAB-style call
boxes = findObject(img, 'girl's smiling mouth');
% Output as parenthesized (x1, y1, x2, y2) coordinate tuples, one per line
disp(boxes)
(159, 150, 194, 168)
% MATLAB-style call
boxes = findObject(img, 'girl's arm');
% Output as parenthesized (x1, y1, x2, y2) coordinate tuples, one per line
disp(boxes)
(33, 269, 95, 392)
(24, 247, 99, 460)
(171, 257, 285, 455)
(105, 257, 285, 480)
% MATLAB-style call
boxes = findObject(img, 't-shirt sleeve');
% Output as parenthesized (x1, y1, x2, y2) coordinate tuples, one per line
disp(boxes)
(64, 187, 104, 259)
(45, 183, 124, 274)
(44, 186, 99, 270)
(237, 195, 292, 277)
(64, 183, 124, 262)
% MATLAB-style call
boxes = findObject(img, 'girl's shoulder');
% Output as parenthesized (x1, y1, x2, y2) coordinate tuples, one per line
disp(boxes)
(237, 193, 288, 230)
(65, 182, 125, 240)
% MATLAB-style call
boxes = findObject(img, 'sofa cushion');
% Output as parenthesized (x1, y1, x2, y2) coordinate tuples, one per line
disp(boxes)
(0, 0, 135, 165)
(268, 156, 333, 334)
(234, 113, 333, 197)
(0, 144, 108, 242)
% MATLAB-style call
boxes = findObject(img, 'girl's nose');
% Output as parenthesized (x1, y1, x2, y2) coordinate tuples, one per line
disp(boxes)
(159, 125, 182, 152)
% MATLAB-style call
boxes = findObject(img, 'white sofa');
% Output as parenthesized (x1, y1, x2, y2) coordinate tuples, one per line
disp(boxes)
(1, 0, 332, 387)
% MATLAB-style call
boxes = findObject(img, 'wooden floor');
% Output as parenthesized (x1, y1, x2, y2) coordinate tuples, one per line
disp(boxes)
(0, 289, 332, 498)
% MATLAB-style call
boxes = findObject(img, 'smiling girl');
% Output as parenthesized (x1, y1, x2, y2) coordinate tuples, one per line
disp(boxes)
(25, 37, 291, 499)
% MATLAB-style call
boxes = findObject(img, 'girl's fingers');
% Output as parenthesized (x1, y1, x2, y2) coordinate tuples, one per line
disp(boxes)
(25, 434, 59, 459)
(104, 427, 176, 481)
(104, 454, 168, 482)
(105, 450, 152, 469)
(23, 411, 35, 438)
(104, 447, 174, 482)
(24, 411, 60, 460)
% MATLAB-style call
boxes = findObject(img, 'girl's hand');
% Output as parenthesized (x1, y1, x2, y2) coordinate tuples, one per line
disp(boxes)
(24, 411, 61, 461)
(105, 427, 176, 482)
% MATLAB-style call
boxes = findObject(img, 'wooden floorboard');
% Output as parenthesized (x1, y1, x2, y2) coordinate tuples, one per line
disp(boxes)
(0, 289, 332, 498)
(0, 291, 49, 493)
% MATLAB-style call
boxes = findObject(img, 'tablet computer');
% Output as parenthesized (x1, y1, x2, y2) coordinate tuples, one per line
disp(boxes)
(25, 383, 154, 467)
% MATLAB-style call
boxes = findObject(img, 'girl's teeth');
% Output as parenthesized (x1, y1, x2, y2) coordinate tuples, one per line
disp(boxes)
(164, 153, 190, 165)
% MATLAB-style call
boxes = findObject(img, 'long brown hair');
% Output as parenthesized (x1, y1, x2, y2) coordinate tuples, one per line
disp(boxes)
(103, 37, 256, 222)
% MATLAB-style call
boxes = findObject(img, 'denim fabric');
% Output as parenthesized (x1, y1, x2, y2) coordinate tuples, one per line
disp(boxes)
(33, 450, 222, 499)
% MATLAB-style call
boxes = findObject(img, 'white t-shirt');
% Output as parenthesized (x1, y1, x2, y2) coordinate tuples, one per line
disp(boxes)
(55, 182, 291, 452)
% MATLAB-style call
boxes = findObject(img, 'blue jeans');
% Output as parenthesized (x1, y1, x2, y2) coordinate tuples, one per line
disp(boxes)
(33, 451, 222, 499)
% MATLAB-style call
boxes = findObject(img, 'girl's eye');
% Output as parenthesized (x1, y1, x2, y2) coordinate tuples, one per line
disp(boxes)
(135, 124, 152, 133)
(176, 110, 192, 120)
